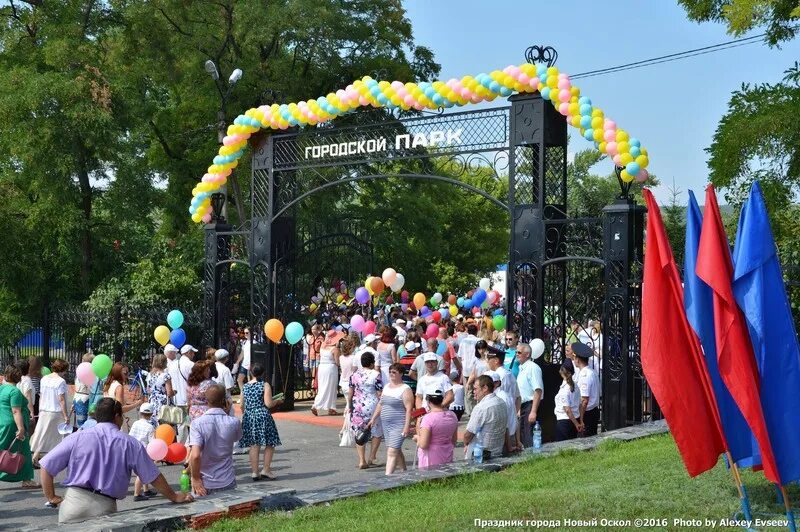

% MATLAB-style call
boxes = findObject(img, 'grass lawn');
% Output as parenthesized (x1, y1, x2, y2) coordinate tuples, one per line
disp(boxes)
(209, 435, 799, 531)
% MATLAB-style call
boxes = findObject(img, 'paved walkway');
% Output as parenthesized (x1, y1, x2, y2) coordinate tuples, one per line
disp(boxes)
(0, 398, 455, 531)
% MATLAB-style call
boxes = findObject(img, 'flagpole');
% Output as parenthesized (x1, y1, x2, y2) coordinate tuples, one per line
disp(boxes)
(725, 452, 753, 522)
(779, 485, 796, 532)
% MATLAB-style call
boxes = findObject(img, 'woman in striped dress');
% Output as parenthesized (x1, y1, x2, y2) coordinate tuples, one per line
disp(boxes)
(369, 363, 413, 475)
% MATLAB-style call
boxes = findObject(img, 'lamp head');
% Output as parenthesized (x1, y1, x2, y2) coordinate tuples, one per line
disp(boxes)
(229, 68, 242, 85)
(204, 60, 219, 81)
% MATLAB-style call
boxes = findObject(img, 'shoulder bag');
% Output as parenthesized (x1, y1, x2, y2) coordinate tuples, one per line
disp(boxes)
(0, 438, 23, 475)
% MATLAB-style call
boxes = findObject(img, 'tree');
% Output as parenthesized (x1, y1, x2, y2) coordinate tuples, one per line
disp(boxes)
(678, 0, 800, 45)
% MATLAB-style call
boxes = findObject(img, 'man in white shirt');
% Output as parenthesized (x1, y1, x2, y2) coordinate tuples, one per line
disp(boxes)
(415, 353, 453, 410)
(515, 343, 543, 449)
(214, 349, 236, 415)
(457, 324, 479, 415)
(355, 334, 379, 370)
(393, 319, 407, 341)
(572, 342, 600, 436)
(485, 348, 521, 450)
(483, 371, 516, 453)
(464, 374, 507, 459)
(235, 328, 252, 392)
(409, 338, 444, 380)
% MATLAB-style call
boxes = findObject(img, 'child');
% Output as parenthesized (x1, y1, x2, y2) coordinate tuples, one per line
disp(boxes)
(129, 402, 157, 501)
(449, 371, 465, 421)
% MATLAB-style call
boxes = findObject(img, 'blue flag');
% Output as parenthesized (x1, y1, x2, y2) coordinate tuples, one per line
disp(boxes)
(732, 181, 800, 484)
(684, 190, 758, 467)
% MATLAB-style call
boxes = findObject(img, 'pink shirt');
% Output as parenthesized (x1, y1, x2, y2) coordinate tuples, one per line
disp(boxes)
(417, 410, 458, 468)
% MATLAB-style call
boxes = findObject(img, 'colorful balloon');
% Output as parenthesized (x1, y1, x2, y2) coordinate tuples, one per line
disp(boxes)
(413, 292, 426, 309)
(370, 276, 385, 294)
(167, 309, 184, 329)
(165, 442, 188, 463)
(426, 323, 439, 339)
(155, 424, 176, 444)
(76, 362, 95, 387)
(390, 273, 405, 292)
(41, 367, 51, 376)
(431, 310, 442, 322)
(147, 439, 168, 461)
(382, 268, 397, 287)
(363, 320, 377, 335)
(479, 278, 491, 291)
(492, 315, 507, 331)
(285, 321, 304, 345)
(530, 338, 545, 360)
(449, 305, 458, 316)
(91, 354, 113, 379)
(350, 314, 365, 332)
(169, 328, 186, 349)
(154, 325, 170, 346)
(355, 287, 370, 305)
(447, 294, 457, 305)
(264, 319, 284, 343)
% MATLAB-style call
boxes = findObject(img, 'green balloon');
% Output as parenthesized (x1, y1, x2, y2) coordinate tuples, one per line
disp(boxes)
(92, 354, 113, 379)
(41, 367, 51, 376)
(492, 315, 506, 331)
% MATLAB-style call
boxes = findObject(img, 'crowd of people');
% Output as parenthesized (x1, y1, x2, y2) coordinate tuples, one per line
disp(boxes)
(0, 308, 602, 524)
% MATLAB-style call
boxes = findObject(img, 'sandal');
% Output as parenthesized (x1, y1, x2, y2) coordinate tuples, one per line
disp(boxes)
(328, 410, 340, 416)
(260, 470, 276, 480)
(251, 474, 264, 482)
(21, 482, 41, 489)
(311, 407, 319, 416)
(358, 463, 369, 470)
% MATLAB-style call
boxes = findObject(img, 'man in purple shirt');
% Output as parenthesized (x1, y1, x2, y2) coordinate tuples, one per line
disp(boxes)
(188, 384, 242, 496)
(40, 398, 192, 524)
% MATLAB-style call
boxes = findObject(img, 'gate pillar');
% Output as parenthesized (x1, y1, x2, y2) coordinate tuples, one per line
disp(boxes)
(602, 195, 645, 430)
(203, 219, 231, 350)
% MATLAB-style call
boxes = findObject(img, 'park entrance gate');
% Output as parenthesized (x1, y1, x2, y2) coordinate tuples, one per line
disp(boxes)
(203, 50, 655, 430)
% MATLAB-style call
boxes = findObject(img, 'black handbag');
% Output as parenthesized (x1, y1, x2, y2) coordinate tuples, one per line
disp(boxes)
(354, 426, 372, 446)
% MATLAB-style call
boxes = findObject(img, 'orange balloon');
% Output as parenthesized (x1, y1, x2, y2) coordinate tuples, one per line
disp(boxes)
(447, 294, 457, 305)
(264, 318, 284, 343)
(155, 424, 175, 445)
(370, 277, 385, 293)
(413, 292, 426, 309)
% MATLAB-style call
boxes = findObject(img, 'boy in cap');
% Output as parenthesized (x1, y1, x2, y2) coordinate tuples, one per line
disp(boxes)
(129, 403, 157, 501)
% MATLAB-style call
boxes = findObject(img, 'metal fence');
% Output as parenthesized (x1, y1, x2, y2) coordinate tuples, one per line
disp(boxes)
(0, 303, 205, 383)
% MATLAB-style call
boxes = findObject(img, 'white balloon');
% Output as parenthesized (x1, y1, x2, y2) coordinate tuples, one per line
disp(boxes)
(479, 277, 491, 291)
(390, 273, 405, 292)
(530, 338, 545, 360)
(432, 292, 442, 303)
(486, 291, 497, 304)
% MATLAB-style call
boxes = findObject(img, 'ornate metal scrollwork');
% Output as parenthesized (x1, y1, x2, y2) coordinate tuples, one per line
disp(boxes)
(525, 45, 558, 67)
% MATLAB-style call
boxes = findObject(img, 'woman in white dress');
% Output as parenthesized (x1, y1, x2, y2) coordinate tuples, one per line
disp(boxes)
(30, 358, 69, 466)
(311, 330, 343, 416)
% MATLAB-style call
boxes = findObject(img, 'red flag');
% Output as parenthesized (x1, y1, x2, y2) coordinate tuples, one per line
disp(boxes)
(695, 185, 779, 483)
(641, 189, 726, 477)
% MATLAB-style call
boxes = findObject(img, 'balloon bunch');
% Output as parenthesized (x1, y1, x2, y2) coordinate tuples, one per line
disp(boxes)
(189, 63, 650, 222)
(264, 318, 305, 345)
(309, 280, 350, 314)
(153, 309, 187, 349)
(75, 353, 114, 386)
(355, 268, 405, 305)
(146, 424, 188, 463)
(456, 277, 503, 315)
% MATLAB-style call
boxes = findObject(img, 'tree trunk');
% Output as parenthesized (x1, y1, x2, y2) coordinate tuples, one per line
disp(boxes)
(76, 147, 93, 292)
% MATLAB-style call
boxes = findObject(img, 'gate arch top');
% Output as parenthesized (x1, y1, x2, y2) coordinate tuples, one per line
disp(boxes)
(189, 59, 652, 222)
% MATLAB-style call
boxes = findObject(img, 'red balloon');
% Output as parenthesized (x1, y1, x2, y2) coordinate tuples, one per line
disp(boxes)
(431, 311, 442, 322)
(370, 277, 385, 293)
(447, 294, 457, 305)
(363, 320, 377, 335)
(386, 295, 394, 304)
(165, 442, 187, 464)
(401, 290, 409, 302)
(426, 323, 439, 339)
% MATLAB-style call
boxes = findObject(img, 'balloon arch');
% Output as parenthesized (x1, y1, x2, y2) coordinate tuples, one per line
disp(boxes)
(201, 46, 656, 431)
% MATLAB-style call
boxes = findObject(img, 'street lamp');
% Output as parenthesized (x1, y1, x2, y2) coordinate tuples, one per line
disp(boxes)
(204, 60, 244, 223)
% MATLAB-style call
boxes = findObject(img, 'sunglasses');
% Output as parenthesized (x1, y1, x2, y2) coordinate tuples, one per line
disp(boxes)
(505, 338, 516, 342)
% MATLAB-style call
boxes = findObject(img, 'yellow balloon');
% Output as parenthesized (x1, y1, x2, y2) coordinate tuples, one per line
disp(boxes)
(636, 155, 649, 167)
(568, 103, 579, 115)
(599, 141, 607, 153)
(620, 153, 634, 166)
(154, 325, 171, 346)
(570, 115, 581, 127)
(449, 305, 458, 316)
(620, 169, 634, 183)
(591, 117, 603, 129)
(616, 130, 629, 143)
(592, 129, 603, 142)
(617, 141, 630, 154)
(365, 276, 375, 296)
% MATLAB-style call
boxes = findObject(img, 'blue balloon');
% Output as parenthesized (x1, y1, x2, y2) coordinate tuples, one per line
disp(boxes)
(463, 298, 473, 309)
(457, 297, 465, 308)
(583, 129, 595, 141)
(167, 309, 184, 329)
(493, 309, 504, 316)
(285, 322, 304, 345)
(578, 96, 592, 106)
(540, 87, 551, 100)
(473, 288, 487, 306)
(579, 104, 592, 116)
(629, 137, 641, 148)
(626, 162, 641, 176)
(169, 328, 186, 349)
(580, 116, 591, 129)
(630, 146, 641, 157)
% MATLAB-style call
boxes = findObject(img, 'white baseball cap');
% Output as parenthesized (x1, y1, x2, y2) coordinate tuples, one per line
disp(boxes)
(363, 334, 378, 344)
(164, 344, 179, 354)
(404, 341, 419, 352)
(180, 344, 198, 354)
(214, 349, 230, 360)
(395, 319, 406, 325)
(139, 402, 153, 414)
(483, 370, 501, 382)
(422, 352, 438, 362)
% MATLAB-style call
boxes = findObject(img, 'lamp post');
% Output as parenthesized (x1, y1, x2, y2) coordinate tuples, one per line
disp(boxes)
(204, 60, 246, 224)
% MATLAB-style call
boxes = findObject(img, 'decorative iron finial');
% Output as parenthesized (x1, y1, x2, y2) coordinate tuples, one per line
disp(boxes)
(614, 166, 633, 199)
(525, 46, 558, 66)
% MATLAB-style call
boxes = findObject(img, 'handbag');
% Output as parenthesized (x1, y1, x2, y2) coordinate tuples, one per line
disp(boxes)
(159, 396, 185, 426)
(354, 425, 372, 446)
(0, 438, 23, 475)
(339, 415, 354, 447)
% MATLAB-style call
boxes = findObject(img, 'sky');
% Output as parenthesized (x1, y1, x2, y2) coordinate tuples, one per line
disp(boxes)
(403, 0, 800, 204)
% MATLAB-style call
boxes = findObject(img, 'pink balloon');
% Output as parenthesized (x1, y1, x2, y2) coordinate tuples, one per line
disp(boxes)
(201, 213, 212, 223)
(363, 320, 377, 335)
(557, 78, 570, 90)
(635, 169, 650, 183)
(350, 314, 365, 333)
(558, 89, 570, 102)
(529, 77, 540, 88)
(558, 102, 569, 115)
(382, 268, 397, 287)
(606, 141, 618, 156)
(605, 120, 616, 130)
(147, 439, 168, 461)
(76, 362, 95, 387)
(426, 323, 439, 340)
(518, 73, 530, 85)
(604, 129, 616, 142)
(613, 154, 622, 166)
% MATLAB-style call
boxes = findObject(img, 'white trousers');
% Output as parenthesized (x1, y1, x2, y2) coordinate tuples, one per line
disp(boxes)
(59, 487, 117, 524)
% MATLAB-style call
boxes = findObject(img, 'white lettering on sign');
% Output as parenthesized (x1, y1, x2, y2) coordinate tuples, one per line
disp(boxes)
(303, 128, 463, 159)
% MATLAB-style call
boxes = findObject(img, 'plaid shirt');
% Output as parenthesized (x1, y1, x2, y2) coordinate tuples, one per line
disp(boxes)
(128, 419, 155, 446)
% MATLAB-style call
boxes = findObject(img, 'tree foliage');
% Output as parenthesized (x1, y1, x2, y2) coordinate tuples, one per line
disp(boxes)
(678, 0, 800, 45)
